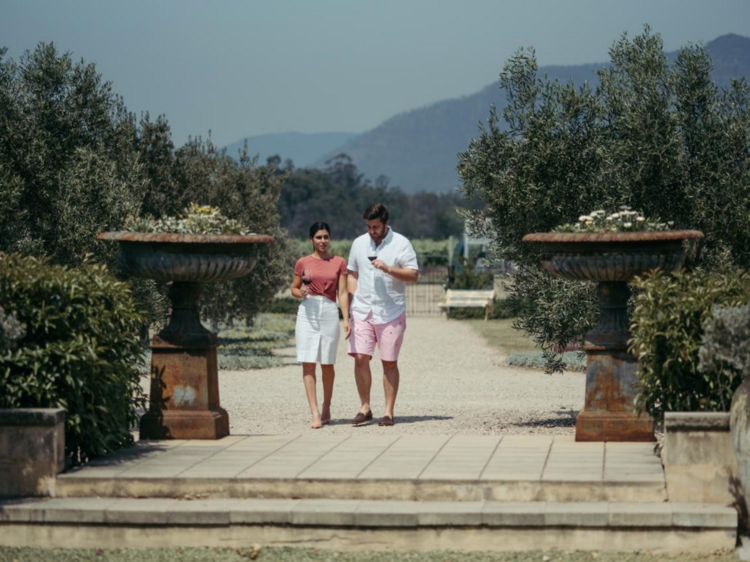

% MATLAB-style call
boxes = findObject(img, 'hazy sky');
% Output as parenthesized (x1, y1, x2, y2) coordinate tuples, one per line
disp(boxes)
(2, 0, 749, 147)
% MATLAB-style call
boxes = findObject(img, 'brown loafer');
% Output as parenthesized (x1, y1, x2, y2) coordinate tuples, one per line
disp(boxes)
(378, 415, 394, 427)
(351, 411, 373, 425)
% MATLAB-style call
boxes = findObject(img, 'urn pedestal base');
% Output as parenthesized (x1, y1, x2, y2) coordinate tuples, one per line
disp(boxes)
(576, 411, 654, 442)
(140, 408, 229, 440)
(140, 326, 229, 440)
(574, 283, 655, 442)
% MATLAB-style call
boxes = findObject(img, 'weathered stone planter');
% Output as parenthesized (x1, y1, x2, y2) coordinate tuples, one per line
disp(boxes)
(523, 230, 703, 442)
(98, 232, 273, 440)
(0, 409, 65, 497)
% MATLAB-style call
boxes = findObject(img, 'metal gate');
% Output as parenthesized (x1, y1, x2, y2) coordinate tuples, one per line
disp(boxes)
(406, 255, 448, 316)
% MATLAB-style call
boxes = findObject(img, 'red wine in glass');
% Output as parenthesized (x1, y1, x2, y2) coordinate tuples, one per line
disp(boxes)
(301, 269, 312, 286)
(368, 255, 377, 262)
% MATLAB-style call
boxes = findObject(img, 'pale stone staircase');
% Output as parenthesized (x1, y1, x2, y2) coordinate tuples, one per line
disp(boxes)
(0, 434, 738, 554)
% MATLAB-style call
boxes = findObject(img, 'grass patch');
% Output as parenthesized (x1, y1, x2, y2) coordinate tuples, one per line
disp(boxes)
(465, 318, 539, 356)
(466, 318, 587, 372)
(0, 546, 734, 562)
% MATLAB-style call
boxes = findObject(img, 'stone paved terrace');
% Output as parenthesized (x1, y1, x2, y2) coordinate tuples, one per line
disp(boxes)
(56, 434, 667, 502)
(2, 434, 739, 553)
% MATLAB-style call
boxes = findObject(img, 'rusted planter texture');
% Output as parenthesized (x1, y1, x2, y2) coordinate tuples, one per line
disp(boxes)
(99, 232, 273, 440)
(523, 230, 703, 442)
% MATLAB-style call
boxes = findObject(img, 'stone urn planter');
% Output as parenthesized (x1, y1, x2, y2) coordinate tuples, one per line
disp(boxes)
(523, 230, 703, 441)
(98, 232, 273, 440)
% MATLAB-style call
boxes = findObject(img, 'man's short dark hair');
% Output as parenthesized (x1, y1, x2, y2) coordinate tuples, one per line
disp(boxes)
(363, 203, 388, 223)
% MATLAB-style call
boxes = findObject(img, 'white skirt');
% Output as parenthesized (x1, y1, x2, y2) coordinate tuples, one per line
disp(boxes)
(295, 296, 341, 364)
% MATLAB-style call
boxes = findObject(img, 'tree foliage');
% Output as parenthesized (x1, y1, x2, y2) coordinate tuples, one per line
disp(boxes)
(0, 43, 144, 266)
(0, 43, 288, 328)
(458, 28, 750, 370)
(278, 153, 467, 240)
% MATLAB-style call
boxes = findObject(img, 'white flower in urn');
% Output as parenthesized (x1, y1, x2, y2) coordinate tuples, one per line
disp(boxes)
(553, 206, 673, 233)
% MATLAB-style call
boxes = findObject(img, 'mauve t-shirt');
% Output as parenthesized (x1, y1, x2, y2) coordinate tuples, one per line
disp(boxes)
(295, 255, 347, 303)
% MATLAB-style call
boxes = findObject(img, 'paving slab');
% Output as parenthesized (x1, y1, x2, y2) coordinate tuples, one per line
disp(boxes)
(54, 434, 670, 502)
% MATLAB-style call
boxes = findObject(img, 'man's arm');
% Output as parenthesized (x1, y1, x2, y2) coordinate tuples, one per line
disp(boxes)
(372, 260, 419, 283)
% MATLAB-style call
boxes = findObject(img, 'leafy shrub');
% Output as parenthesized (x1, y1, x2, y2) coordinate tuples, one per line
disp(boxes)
(0, 306, 25, 350)
(698, 303, 750, 389)
(507, 351, 586, 372)
(448, 257, 494, 290)
(268, 297, 300, 315)
(0, 253, 146, 464)
(631, 268, 750, 423)
(506, 267, 598, 373)
(218, 355, 283, 370)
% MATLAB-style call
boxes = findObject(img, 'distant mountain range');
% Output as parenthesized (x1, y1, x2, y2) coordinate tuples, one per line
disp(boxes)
(224, 132, 356, 168)
(228, 34, 750, 194)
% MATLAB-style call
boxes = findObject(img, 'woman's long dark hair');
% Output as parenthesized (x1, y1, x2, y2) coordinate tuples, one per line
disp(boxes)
(308, 222, 331, 239)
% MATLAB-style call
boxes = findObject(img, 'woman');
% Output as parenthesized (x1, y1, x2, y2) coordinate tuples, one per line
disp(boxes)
(292, 222, 350, 429)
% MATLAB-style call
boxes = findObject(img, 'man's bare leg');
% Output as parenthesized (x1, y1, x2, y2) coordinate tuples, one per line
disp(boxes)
(382, 360, 400, 419)
(320, 364, 335, 424)
(302, 362, 321, 429)
(354, 354, 372, 415)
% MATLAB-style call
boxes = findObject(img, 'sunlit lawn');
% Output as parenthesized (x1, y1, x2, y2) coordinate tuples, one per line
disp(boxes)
(465, 318, 539, 356)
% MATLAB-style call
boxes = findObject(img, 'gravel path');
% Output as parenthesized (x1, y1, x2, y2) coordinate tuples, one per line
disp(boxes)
(220, 316, 585, 435)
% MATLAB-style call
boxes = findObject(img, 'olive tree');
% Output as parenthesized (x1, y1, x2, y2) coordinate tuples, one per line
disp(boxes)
(0, 43, 289, 329)
(458, 28, 750, 371)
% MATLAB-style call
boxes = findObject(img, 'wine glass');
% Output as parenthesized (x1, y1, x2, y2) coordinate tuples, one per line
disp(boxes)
(368, 253, 377, 263)
(301, 268, 312, 286)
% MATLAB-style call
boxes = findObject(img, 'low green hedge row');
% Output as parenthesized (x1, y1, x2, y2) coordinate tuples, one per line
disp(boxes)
(506, 351, 586, 372)
(631, 268, 750, 424)
(0, 254, 146, 464)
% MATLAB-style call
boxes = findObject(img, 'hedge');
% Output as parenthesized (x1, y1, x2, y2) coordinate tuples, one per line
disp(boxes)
(631, 268, 750, 424)
(0, 254, 146, 464)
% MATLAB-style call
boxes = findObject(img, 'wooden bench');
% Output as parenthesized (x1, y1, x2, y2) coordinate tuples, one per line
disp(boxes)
(439, 289, 495, 321)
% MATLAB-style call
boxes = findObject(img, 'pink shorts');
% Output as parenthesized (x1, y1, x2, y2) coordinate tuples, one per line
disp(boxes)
(348, 313, 407, 362)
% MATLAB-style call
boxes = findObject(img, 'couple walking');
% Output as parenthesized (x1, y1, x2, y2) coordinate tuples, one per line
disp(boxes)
(291, 203, 419, 429)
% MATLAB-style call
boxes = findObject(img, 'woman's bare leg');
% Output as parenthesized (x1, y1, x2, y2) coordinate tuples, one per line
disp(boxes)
(321, 364, 335, 424)
(302, 362, 321, 429)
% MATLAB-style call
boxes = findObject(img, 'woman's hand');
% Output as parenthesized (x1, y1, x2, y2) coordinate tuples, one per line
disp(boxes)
(344, 318, 351, 339)
(299, 284, 309, 299)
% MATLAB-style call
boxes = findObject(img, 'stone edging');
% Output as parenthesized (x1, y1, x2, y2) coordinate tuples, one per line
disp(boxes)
(664, 412, 730, 432)
(0, 408, 65, 427)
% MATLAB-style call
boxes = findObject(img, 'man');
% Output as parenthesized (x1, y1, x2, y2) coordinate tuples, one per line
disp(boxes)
(347, 203, 419, 426)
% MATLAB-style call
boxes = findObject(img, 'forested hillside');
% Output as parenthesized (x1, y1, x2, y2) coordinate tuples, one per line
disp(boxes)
(317, 34, 750, 193)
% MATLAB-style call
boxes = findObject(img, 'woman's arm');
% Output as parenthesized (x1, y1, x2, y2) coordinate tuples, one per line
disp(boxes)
(347, 269, 358, 303)
(338, 273, 350, 338)
(291, 273, 309, 300)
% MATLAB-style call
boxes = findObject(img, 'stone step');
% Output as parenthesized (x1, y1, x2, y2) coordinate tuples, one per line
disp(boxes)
(55, 434, 668, 502)
(0, 498, 736, 553)
(56, 475, 666, 503)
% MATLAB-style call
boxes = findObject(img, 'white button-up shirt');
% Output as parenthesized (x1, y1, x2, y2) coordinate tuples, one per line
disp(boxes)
(348, 228, 419, 324)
